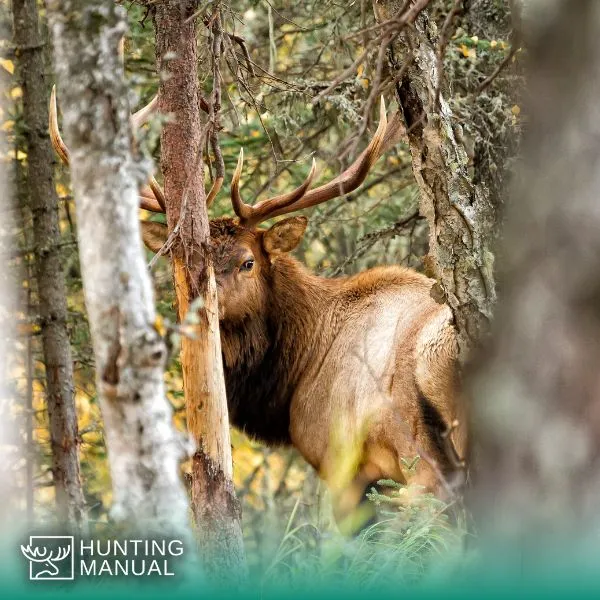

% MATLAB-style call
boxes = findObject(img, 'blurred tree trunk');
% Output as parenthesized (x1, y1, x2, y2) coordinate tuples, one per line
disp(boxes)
(46, 0, 190, 536)
(374, 1, 520, 360)
(13, 0, 86, 532)
(151, 1, 246, 580)
(470, 0, 600, 570)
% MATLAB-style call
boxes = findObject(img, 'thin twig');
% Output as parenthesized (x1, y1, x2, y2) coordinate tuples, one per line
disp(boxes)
(434, 0, 464, 112)
(476, 41, 519, 93)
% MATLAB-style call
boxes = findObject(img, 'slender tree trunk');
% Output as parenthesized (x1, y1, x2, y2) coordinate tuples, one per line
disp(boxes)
(471, 0, 600, 571)
(151, 1, 246, 578)
(374, 1, 519, 360)
(13, 0, 86, 531)
(46, 0, 190, 537)
(0, 14, 20, 532)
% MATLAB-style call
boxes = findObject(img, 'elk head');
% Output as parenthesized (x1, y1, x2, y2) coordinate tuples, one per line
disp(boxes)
(21, 544, 71, 579)
(50, 90, 400, 321)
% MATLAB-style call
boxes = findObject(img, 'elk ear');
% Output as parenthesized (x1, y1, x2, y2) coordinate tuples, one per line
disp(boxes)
(141, 221, 168, 254)
(262, 216, 308, 257)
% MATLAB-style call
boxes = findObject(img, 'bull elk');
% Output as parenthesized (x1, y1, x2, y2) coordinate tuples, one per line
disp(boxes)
(51, 89, 466, 530)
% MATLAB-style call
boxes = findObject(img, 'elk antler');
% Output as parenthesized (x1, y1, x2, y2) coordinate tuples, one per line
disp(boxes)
(20, 544, 71, 563)
(50, 546, 71, 562)
(21, 545, 52, 563)
(229, 97, 396, 227)
(50, 85, 165, 213)
(50, 87, 223, 214)
(231, 150, 317, 226)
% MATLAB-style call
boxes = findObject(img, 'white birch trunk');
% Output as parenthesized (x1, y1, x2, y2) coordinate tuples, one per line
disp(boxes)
(47, 0, 190, 536)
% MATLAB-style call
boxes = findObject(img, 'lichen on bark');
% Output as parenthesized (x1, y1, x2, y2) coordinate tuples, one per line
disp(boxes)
(375, 1, 521, 360)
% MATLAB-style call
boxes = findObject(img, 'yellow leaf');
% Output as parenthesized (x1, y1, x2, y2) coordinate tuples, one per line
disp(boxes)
(153, 314, 166, 337)
(55, 183, 69, 198)
(511, 104, 521, 116)
(490, 40, 498, 49)
(0, 59, 14, 75)
(1, 149, 25, 162)
(10, 87, 22, 99)
(471, 35, 479, 43)
(359, 77, 370, 90)
(357, 63, 365, 78)
(250, 129, 260, 138)
(0, 120, 14, 132)
(460, 44, 476, 59)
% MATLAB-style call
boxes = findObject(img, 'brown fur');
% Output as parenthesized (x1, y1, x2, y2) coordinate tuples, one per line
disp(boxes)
(143, 216, 467, 529)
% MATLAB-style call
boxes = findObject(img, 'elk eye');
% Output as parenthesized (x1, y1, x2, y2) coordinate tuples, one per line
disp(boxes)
(240, 258, 255, 272)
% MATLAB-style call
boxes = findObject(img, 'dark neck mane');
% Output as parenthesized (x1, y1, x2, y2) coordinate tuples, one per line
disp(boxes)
(220, 256, 335, 445)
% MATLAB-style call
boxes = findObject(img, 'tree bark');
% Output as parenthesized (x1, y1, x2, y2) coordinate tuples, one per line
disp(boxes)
(470, 0, 600, 571)
(151, 1, 246, 579)
(46, 0, 190, 537)
(375, 1, 519, 360)
(13, 0, 86, 531)
(0, 16, 19, 532)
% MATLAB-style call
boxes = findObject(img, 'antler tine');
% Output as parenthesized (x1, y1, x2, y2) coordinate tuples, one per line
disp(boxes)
(50, 85, 166, 213)
(231, 148, 253, 222)
(131, 94, 158, 129)
(249, 158, 317, 223)
(49, 85, 70, 165)
(132, 95, 166, 211)
(206, 176, 224, 208)
(230, 147, 318, 226)
(148, 176, 166, 212)
(139, 186, 164, 212)
(252, 97, 389, 224)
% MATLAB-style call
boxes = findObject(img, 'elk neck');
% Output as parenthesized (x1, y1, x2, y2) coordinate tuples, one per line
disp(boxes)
(219, 254, 339, 446)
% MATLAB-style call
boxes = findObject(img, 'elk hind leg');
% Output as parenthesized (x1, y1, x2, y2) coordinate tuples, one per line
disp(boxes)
(330, 465, 387, 535)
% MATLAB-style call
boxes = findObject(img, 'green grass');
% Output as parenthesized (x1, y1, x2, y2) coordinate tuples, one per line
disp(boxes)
(259, 482, 472, 591)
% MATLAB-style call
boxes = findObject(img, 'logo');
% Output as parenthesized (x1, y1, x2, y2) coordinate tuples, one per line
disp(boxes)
(21, 536, 74, 581)
(20, 537, 185, 581)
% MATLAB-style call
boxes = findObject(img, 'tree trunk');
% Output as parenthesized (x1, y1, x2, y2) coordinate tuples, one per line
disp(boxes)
(46, 0, 190, 537)
(375, 1, 519, 360)
(13, 0, 86, 532)
(0, 17, 19, 532)
(151, 1, 246, 579)
(470, 0, 600, 572)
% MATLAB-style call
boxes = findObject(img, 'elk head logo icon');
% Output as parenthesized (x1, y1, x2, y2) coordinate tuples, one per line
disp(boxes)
(21, 536, 74, 580)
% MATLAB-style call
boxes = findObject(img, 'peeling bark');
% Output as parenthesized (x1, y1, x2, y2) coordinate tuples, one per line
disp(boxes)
(13, 0, 86, 531)
(46, 0, 190, 537)
(151, 1, 246, 579)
